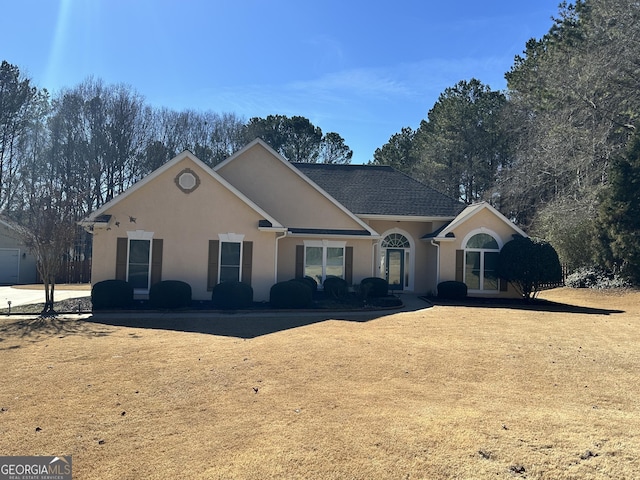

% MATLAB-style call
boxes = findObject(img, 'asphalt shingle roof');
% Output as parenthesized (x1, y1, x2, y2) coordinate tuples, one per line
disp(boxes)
(293, 163, 465, 218)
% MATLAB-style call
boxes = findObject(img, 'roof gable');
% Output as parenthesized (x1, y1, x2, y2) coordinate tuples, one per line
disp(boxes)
(82, 150, 283, 228)
(293, 163, 465, 219)
(215, 139, 378, 235)
(435, 202, 527, 239)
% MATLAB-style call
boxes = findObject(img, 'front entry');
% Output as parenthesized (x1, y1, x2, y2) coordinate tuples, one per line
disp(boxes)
(386, 248, 404, 291)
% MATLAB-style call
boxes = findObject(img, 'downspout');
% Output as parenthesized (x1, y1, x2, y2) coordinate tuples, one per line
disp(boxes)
(430, 239, 440, 286)
(371, 240, 377, 277)
(274, 230, 288, 284)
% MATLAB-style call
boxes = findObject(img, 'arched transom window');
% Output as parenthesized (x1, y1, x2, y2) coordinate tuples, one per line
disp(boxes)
(464, 232, 500, 291)
(381, 233, 410, 248)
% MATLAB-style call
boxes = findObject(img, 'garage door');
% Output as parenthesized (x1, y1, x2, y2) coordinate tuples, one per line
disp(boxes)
(0, 249, 20, 284)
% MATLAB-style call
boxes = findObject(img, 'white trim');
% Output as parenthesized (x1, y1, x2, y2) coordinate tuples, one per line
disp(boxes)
(125, 231, 154, 293)
(360, 214, 457, 222)
(303, 240, 346, 248)
(81, 149, 283, 229)
(461, 228, 504, 250)
(218, 232, 245, 243)
(214, 139, 378, 237)
(437, 202, 527, 239)
(218, 237, 244, 283)
(462, 228, 501, 293)
(379, 228, 415, 291)
(127, 230, 154, 241)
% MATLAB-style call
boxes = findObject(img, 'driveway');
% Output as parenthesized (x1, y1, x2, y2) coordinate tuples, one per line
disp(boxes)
(0, 285, 90, 308)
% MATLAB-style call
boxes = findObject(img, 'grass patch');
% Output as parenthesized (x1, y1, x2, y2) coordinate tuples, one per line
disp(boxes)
(0, 288, 638, 479)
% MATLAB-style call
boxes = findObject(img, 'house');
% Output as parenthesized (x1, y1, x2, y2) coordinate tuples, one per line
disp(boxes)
(81, 139, 527, 301)
(0, 219, 37, 285)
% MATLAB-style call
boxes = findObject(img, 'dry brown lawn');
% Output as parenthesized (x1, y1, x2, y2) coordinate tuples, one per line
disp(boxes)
(1, 288, 639, 479)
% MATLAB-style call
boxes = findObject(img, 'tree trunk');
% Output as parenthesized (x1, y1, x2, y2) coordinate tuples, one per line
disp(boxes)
(41, 278, 56, 315)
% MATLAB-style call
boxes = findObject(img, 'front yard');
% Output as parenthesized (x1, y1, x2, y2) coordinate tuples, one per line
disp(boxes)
(0, 288, 638, 479)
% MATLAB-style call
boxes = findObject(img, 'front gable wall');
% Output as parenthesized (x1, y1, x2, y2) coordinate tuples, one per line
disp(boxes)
(91, 156, 276, 300)
(216, 143, 365, 231)
(438, 206, 524, 297)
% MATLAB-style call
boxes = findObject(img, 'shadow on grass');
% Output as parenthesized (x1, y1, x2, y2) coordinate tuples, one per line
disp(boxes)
(84, 308, 405, 340)
(428, 297, 625, 315)
(0, 315, 114, 348)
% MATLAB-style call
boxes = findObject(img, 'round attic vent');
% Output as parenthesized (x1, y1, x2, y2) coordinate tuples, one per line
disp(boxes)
(175, 168, 200, 193)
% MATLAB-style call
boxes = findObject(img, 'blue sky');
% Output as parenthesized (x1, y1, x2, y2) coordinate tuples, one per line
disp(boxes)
(2, 0, 561, 163)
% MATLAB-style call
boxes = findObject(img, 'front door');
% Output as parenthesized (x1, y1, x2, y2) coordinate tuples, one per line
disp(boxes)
(386, 249, 404, 291)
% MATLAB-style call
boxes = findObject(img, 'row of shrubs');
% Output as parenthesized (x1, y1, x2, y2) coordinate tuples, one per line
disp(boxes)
(92, 276, 392, 311)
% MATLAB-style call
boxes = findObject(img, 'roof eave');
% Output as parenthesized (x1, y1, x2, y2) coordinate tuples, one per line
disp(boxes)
(359, 214, 458, 222)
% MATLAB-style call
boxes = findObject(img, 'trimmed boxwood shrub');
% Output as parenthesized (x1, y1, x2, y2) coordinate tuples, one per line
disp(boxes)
(437, 281, 468, 300)
(293, 275, 318, 292)
(212, 281, 254, 309)
(359, 277, 389, 298)
(91, 279, 134, 310)
(270, 280, 313, 309)
(149, 280, 192, 309)
(323, 276, 349, 299)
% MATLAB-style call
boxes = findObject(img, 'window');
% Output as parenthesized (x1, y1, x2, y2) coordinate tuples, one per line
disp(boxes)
(464, 232, 500, 292)
(128, 239, 151, 289)
(304, 241, 345, 285)
(220, 241, 241, 283)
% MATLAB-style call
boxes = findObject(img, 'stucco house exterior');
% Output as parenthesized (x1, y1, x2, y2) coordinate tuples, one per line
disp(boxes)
(0, 219, 37, 285)
(81, 139, 526, 301)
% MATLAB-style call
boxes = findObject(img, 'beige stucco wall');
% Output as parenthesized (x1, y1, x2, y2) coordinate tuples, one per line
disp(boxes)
(0, 222, 37, 284)
(90, 156, 277, 301)
(217, 143, 365, 230)
(437, 207, 521, 297)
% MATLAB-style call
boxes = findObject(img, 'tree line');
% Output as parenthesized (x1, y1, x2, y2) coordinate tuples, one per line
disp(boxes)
(1, 0, 638, 300)
(0, 68, 353, 218)
(372, 0, 640, 284)
(0, 65, 352, 309)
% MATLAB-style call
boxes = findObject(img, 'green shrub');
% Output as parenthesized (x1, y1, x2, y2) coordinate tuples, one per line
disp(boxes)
(212, 281, 254, 309)
(270, 280, 313, 309)
(91, 279, 134, 310)
(359, 277, 389, 298)
(497, 235, 563, 299)
(293, 275, 318, 292)
(149, 280, 192, 309)
(437, 281, 468, 300)
(323, 276, 349, 299)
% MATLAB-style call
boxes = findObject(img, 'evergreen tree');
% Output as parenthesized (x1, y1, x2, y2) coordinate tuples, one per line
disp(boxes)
(597, 133, 640, 285)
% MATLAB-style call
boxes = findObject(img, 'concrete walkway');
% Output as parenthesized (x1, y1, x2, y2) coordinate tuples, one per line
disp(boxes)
(0, 286, 90, 308)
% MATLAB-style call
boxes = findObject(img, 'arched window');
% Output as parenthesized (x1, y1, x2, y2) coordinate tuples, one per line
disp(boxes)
(381, 233, 410, 248)
(464, 232, 500, 291)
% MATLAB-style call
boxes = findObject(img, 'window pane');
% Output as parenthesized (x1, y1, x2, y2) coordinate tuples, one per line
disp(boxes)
(326, 265, 344, 279)
(483, 252, 499, 290)
(467, 233, 499, 249)
(129, 240, 150, 263)
(326, 247, 343, 266)
(128, 240, 150, 289)
(128, 264, 149, 289)
(220, 242, 241, 266)
(220, 266, 240, 283)
(305, 266, 323, 285)
(465, 251, 480, 289)
(306, 247, 323, 266)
